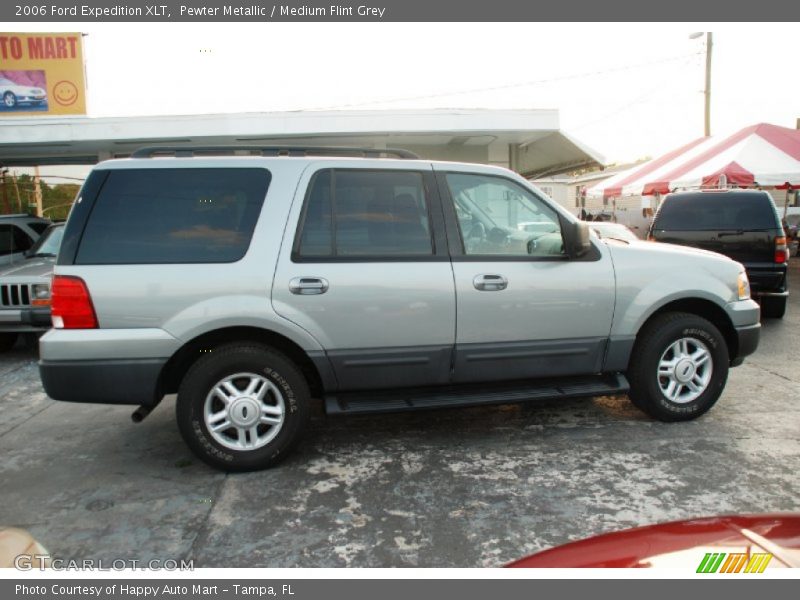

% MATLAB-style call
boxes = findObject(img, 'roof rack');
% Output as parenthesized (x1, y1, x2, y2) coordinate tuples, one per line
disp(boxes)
(130, 145, 420, 160)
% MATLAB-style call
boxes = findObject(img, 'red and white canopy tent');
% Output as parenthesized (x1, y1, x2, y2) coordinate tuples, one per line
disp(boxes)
(588, 123, 800, 203)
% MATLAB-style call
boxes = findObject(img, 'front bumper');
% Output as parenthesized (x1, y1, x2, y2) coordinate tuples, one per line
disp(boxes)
(725, 299, 761, 367)
(39, 357, 167, 406)
(0, 308, 50, 332)
(730, 323, 761, 367)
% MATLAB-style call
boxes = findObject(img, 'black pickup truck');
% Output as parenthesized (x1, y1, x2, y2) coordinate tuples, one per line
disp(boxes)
(649, 189, 789, 318)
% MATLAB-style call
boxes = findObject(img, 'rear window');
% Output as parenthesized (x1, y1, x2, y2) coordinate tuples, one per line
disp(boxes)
(653, 192, 780, 231)
(76, 168, 270, 264)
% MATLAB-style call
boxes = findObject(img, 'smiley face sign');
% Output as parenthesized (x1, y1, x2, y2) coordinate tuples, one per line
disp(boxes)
(52, 80, 78, 106)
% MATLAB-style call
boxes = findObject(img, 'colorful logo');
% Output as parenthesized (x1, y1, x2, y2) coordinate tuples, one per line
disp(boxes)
(696, 552, 772, 573)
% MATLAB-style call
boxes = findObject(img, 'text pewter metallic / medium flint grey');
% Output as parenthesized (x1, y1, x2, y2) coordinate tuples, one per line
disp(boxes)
(38, 148, 760, 471)
(2, 0, 800, 21)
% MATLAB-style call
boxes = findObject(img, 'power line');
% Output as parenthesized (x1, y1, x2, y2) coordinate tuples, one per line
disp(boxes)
(303, 51, 703, 111)
(570, 54, 698, 131)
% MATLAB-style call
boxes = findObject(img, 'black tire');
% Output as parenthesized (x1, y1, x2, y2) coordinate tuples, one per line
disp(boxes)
(3, 92, 17, 108)
(176, 344, 311, 472)
(627, 312, 729, 422)
(760, 295, 786, 319)
(0, 333, 18, 352)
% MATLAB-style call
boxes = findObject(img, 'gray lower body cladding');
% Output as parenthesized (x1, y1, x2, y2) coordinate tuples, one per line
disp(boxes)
(39, 358, 167, 406)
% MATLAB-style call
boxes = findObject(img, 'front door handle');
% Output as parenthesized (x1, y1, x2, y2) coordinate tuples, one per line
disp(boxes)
(289, 277, 329, 295)
(473, 274, 508, 291)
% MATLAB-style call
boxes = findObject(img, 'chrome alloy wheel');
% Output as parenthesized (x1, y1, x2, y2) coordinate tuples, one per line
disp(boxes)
(657, 337, 713, 404)
(203, 372, 285, 451)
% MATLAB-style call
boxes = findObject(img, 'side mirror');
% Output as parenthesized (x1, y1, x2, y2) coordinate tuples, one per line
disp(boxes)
(563, 219, 591, 258)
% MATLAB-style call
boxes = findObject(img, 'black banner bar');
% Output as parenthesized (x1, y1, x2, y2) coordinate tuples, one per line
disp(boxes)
(3, 579, 798, 600)
(2, 0, 800, 22)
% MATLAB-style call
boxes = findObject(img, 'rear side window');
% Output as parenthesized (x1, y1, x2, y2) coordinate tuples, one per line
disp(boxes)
(76, 168, 270, 264)
(0, 224, 33, 255)
(295, 169, 433, 259)
(654, 193, 780, 231)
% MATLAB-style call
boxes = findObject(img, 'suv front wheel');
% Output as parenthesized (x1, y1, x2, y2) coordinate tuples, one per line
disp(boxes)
(176, 344, 311, 471)
(628, 312, 729, 422)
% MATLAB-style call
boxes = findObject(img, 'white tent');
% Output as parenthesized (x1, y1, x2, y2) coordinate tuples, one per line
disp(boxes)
(588, 123, 800, 199)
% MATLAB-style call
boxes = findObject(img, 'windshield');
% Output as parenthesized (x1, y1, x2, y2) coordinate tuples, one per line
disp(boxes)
(28, 225, 64, 257)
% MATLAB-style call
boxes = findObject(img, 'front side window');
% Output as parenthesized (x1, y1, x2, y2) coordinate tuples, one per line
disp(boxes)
(295, 169, 433, 259)
(445, 173, 564, 257)
(76, 168, 270, 264)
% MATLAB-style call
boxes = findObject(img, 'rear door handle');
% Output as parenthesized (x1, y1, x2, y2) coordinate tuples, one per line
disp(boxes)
(289, 277, 329, 295)
(473, 274, 508, 291)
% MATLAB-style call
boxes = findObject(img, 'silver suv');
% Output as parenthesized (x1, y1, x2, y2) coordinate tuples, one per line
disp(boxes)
(39, 147, 761, 471)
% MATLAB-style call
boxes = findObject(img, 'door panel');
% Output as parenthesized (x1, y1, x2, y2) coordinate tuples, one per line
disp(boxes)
(450, 260, 614, 381)
(273, 163, 456, 391)
(436, 168, 616, 383)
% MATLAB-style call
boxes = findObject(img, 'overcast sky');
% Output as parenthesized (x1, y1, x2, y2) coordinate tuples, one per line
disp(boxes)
(7, 22, 800, 179)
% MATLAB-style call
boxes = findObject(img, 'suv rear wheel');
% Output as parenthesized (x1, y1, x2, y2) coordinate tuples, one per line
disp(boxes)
(628, 312, 729, 422)
(176, 344, 311, 471)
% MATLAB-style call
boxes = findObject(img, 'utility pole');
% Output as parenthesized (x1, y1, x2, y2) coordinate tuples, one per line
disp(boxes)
(0, 170, 9, 214)
(11, 172, 22, 213)
(33, 166, 44, 217)
(704, 32, 713, 137)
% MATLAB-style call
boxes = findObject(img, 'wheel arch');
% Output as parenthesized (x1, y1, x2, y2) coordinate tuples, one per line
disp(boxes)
(159, 326, 334, 400)
(636, 297, 738, 361)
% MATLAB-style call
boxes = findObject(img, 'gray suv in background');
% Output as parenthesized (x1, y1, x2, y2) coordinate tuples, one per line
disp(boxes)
(0, 223, 64, 351)
(39, 147, 761, 471)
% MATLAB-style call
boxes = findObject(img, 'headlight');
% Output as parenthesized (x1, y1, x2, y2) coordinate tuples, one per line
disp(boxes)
(737, 272, 750, 300)
(31, 283, 51, 306)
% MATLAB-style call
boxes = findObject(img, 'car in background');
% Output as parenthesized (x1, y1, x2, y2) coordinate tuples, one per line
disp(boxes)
(0, 77, 47, 108)
(785, 213, 799, 256)
(507, 514, 800, 568)
(590, 221, 639, 243)
(0, 223, 63, 351)
(0, 214, 51, 266)
(649, 190, 789, 319)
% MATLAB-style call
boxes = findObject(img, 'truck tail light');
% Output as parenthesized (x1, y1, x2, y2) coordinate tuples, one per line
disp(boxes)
(51, 276, 98, 329)
(774, 236, 788, 264)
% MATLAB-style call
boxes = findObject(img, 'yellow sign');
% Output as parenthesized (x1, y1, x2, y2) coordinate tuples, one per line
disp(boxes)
(0, 32, 86, 116)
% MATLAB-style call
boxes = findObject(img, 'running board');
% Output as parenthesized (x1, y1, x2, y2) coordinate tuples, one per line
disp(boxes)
(324, 373, 629, 416)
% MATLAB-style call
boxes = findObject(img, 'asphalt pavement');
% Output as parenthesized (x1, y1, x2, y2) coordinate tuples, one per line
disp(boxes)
(1, 262, 798, 567)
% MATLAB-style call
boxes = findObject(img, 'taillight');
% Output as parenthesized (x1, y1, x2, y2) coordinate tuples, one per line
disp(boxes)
(51, 275, 98, 329)
(774, 236, 788, 264)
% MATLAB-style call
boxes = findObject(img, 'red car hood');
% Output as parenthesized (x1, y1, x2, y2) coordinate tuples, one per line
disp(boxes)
(507, 514, 800, 568)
